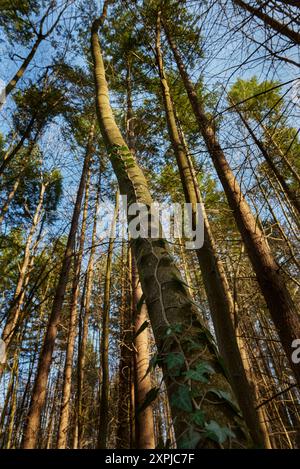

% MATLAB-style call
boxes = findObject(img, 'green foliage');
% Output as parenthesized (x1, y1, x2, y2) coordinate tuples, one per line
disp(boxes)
(13, 82, 71, 134)
(0, 228, 23, 296)
(177, 428, 202, 449)
(192, 409, 206, 426)
(43, 168, 63, 224)
(0, 0, 40, 44)
(0, 133, 5, 156)
(209, 388, 241, 415)
(229, 76, 300, 193)
(0, 143, 62, 226)
(170, 385, 193, 413)
(204, 420, 235, 445)
(165, 352, 185, 376)
(184, 362, 215, 383)
(155, 163, 183, 203)
(264, 126, 300, 189)
(164, 323, 183, 336)
(228, 76, 282, 121)
(143, 352, 162, 380)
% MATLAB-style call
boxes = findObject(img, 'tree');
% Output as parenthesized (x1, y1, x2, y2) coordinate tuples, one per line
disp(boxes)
(154, 10, 266, 447)
(98, 191, 119, 449)
(21, 121, 95, 449)
(0, 0, 299, 451)
(90, 4, 251, 449)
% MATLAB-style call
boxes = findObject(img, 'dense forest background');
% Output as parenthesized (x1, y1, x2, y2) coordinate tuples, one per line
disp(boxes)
(0, 0, 299, 449)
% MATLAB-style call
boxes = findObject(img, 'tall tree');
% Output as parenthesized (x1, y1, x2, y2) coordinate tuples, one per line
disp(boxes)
(98, 190, 119, 449)
(57, 165, 91, 448)
(90, 4, 252, 449)
(21, 121, 95, 449)
(133, 260, 155, 449)
(155, 11, 270, 447)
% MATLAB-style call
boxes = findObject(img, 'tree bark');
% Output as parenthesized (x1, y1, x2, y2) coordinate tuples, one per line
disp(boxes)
(5, 36, 43, 98)
(0, 116, 36, 176)
(4, 2, 68, 99)
(133, 259, 156, 449)
(116, 241, 132, 448)
(0, 177, 20, 225)
(262, 125, 300, 187)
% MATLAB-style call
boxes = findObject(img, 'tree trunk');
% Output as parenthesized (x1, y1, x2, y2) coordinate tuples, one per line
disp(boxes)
(133, 259, 155, 449)
(4, 2, 68, 99)
(98, 191, 119, 449)
(277, 0, 300, 8)
(21, 122, 95, 449)
(164, 22, 300, 387)
(262, 124, 300, 187)
(57, 166, 91, 448)
(155, 14, 266, 448)
(6, 365, 19, 449)
(233, 0, 300, 45)
(0, 140, 40, 224)
(91, 13, 251, 449)
(0, 177, 20, 225)
(5, 36, 43, 98)
(0, 345, 19, 447)
(116, 241, 132, 448)
(1, 180, 46, 352)
(77, 172, 101, 448)
(0, 116, 36, 176)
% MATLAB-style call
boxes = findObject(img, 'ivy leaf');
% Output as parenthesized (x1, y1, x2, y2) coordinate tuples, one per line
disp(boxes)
(204, 420, 236, 444)
(184, 337, 203, 352)
(192, 409, 205, 427)
(164, 323, 183, 337)
(170, 386, 193, 413)
(171, 323, 183, 334)
(209, 388, 241, 415)
(134, 319, 149, 339)
(165, 352, 185, 372)
(178, 428, 202, 449)
(184, 362, 215, 383)
(137, 387, 159, 414)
